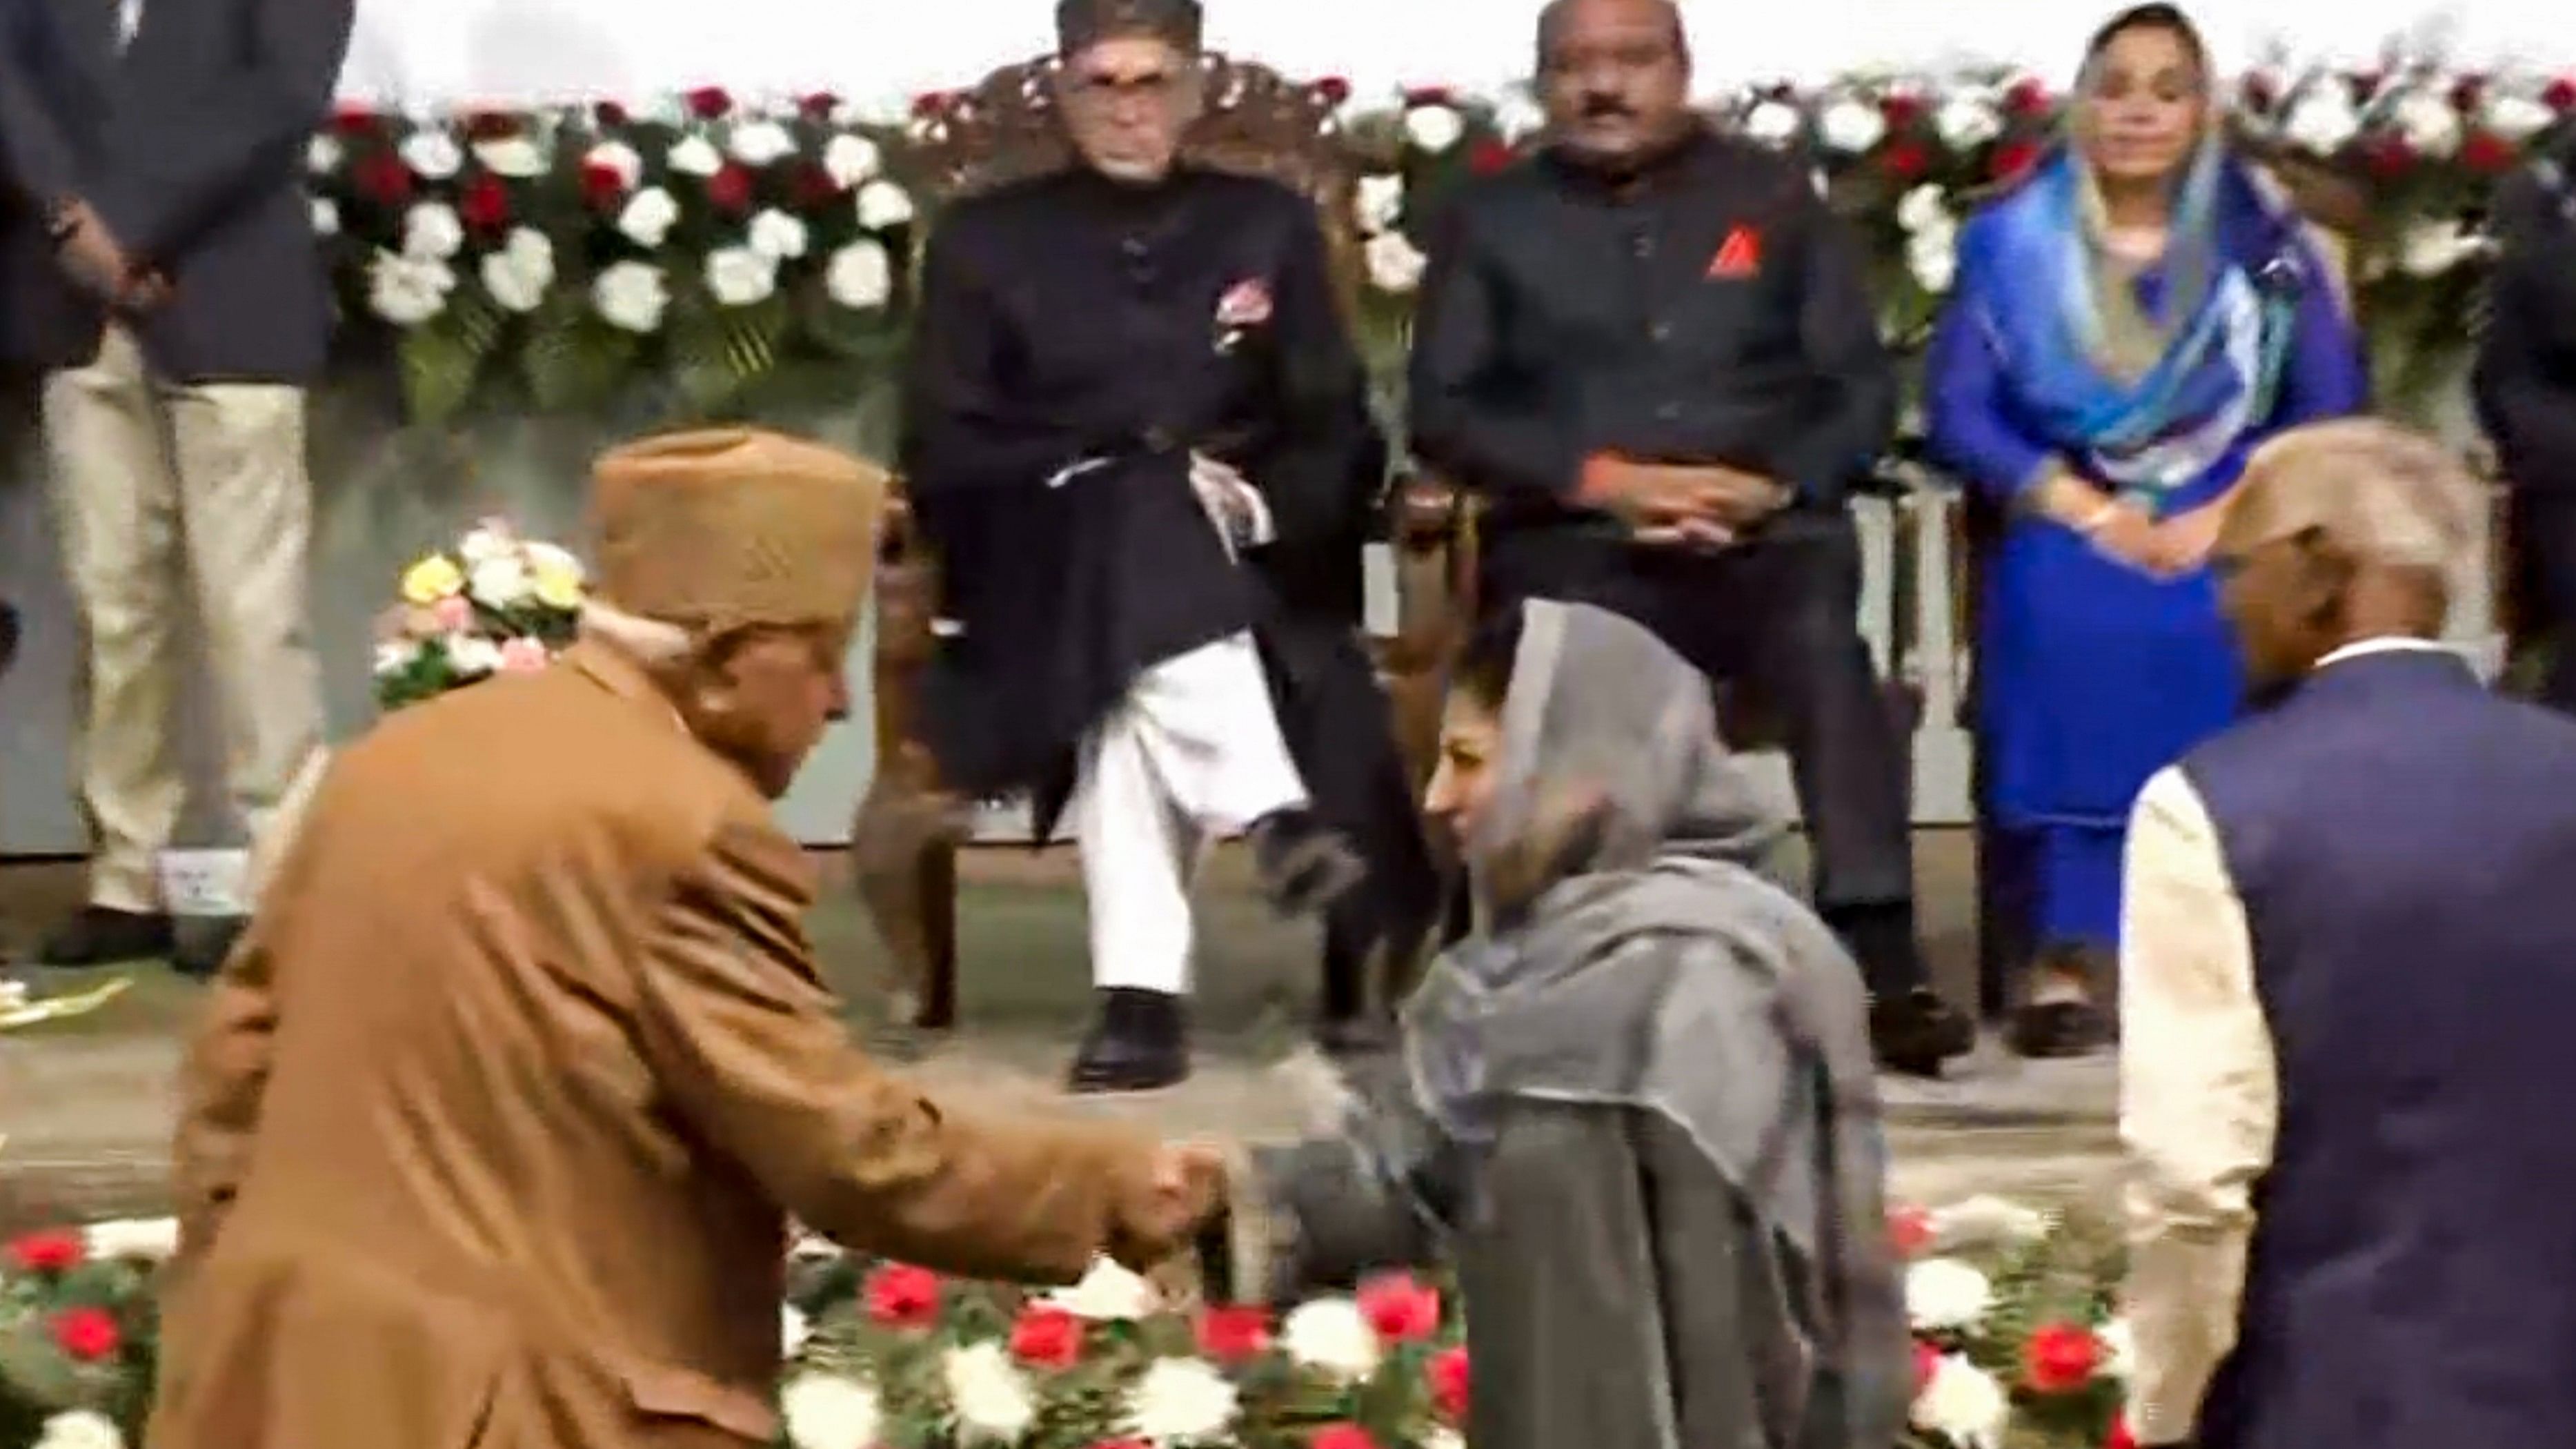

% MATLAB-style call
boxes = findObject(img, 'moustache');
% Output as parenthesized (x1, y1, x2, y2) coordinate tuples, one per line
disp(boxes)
(1578, 95, 1633, 119)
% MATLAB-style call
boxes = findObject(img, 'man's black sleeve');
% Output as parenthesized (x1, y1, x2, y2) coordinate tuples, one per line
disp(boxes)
(1405, 200, 1587, 504)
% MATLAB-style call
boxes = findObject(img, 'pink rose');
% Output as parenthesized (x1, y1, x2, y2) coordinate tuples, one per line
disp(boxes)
(497, 637, 551, 674)
(431, 595, 474, 631)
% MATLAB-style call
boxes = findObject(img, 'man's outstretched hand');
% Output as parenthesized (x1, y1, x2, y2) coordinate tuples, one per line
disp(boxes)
(1122, 1140, 1229, 1263)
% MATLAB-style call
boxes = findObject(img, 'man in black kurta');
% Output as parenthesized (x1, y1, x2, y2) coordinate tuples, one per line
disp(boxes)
(1409, 0, 1972, 1074)
(902, 0, 1405, 1092)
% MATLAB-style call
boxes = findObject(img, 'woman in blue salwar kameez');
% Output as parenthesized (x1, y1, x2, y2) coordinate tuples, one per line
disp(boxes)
(1925, 2, 2366, 1055)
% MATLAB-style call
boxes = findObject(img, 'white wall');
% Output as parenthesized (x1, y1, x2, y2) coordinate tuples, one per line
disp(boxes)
(336, 0, 2573, 112)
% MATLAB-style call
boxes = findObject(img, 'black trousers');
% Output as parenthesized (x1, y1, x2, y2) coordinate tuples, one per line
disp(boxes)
(2514, 493, 2576, 715)
(1479, 513, 1924, 988)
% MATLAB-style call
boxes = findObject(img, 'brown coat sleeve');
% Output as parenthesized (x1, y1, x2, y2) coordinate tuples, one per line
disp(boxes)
(632, 814, 1171, 1283)
(170, 915, 281, 1263)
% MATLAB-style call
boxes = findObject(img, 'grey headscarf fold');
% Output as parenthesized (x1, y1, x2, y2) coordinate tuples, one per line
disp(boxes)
(1405, 600, 1907, 1446)
(1056, 0, 1202, 53)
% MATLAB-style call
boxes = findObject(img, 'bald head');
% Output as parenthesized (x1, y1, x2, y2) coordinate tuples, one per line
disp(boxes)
(1536, 0, 1684, 59)
(2218, 420, 2479, 684)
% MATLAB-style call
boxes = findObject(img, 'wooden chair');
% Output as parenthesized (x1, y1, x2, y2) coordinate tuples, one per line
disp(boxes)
(850, 52, 1460, 1028)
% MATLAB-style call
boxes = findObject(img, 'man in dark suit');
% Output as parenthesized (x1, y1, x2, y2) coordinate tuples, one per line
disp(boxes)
(2473, 125, 2576, 714)
(0, 0, 353, 976)
(2119, 420, 2576, 1449)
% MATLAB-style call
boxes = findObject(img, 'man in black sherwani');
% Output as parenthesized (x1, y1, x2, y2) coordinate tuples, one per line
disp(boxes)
(902, 0, 1434, 1092)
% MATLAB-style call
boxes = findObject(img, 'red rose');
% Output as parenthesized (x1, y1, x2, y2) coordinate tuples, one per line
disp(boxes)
(685, 86, 733, 120)
(330, 102, 382, 137)
(1008, 1305, 1084, 1370)
(1404, 85, 1454, 108)
(1356, 1272, 1440, 1341)
(2020, 1321, 2101, 1394)
(791, 162, 844, 208)
(354, 152, 415, 206)
(6, 1231, 87, 1274)
(911, 90, 953, 119)
(1889, 1205, 1934, 1258)
(1912, 1339, 1941, 1397)
(2461, 130, 2518, 175)
(464, 109, 520, 142)
(1196, 1304, 1272, 1363)
(2361, 135, 2416, 179)
(50, 1307, 121, 1362)
(459, 174, 511, 233)
(862, 1263, 942, 1328)
(1313, 76, 1352, 106)
(2449, 73, 2488, 113)
(2106, 1414, 2139, 1449)
(706, 163, 755, 214)
(800, 91, 842, 120)
(1879, 92, 1927, 130)
(593, 99, 631, 128)
(1311, 1426, 1381, 1449)
(2003, 77, 2051, 117)
(1990, 139, 2043, 182)
(1880, 139, 1931, 182)
(1427, 1344, 1470, 1419)
(1469, 137, 1516, 175)
(580, 161, 628, 210)
(2548, 77, 2576, 113)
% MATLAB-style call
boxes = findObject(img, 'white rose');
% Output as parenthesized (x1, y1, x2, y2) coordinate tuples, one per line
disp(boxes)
(1912, 1354, 2009, 1449)
(781, 1303, 811, 1359)
(457, 522, 515, 564)
(780, 1372, 880, 1449)
(1046, 1254, 1158, 1321)
(1896, 183, 1949, 234)
(1122, 1357, 1240, 1445)
(2283, 88, 2360, 155)
(480, 228, 555, 314)
(469, 555, 533, 608)
(1493, 89, 1547, 142)
(1403, 103, 1465, 154)
(1925, 1194, 2052, 1249)
(1364, 231, 1427, 294)
(1818, 98, 1887, 154)
(1354, 172, 1404, 235)
(1424, 1432, 1465, 1449)
(748, 208, 811, 261)
(310, 197, 340, 237)
(1935, 92, 2003, 150)
(373, 639, 423, 677)
(617, 187, 682, 248)
(666, 134, 725, 177)
(1905, 226, 1957, 294)
(398, 128, 463, 180)
(825, 240, 893, 310)
(445, 633, 504, 678)
(1743, 99, 1803, 148)
(729, 119, 799, 168)
(83, 1216, 179, 1261)
(855, 179, 915, 230)
(367, 250, 455, 327)
(1280, 1297, 1380, 1381)
(34, 1409, 123, 1449)
(705, 246, 779, 307)
(839, 92, 911, 128)
(2097, 1317, 2134, 1381)
(523, 540, 586, 582)
(2390, 86, 2463, 159)
(822, 132, 884, 189)
(584, 139, 644, 191)
(472, 135, 547, 179)
(2398, 218, 2491, 277)
(940, 1341, 1036, 1442)
(308, 134, 342, 174)
(593, 259, 671, 333)
(1905, 1256, 1992, 1332)
(402, 201, 464, 260)
(2484, 92, 2557, 143)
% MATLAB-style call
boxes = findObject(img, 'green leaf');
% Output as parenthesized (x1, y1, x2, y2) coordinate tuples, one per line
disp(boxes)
(671, 291, 791, 413)
(523, 289, 640, 412)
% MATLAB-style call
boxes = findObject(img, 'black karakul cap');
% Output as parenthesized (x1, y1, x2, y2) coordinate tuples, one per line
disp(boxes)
(1056, 0, 1204, 53)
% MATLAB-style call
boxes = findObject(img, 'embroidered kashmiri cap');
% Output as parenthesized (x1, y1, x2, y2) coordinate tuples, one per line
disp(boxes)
(1056, 0, 1203, 54)
(588, 427, 889, 639)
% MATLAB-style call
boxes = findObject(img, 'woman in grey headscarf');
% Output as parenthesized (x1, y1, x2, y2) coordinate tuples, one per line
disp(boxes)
(1216, 598, 1908, 1449)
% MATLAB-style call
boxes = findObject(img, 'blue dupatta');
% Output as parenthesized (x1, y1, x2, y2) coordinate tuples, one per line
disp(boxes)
(1961, 141, 2309, 513)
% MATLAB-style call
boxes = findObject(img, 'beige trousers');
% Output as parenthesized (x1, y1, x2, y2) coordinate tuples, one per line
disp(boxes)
(42, 325, 325, 914)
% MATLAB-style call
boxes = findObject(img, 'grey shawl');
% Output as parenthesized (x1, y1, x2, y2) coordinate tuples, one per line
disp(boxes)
(1405, 600, 1908, 1446)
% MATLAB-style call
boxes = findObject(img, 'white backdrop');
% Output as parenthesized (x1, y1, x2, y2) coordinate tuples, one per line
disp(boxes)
(335, 0, 2573, 110)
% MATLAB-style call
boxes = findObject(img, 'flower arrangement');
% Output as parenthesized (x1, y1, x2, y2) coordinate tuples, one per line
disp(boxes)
(373, 518, 588, 711)
(307, 63, 2570, 424)
(0, 1196, 2138, 1449)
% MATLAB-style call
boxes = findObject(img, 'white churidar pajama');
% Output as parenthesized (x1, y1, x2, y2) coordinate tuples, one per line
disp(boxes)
(1072, 631, 1309, 994)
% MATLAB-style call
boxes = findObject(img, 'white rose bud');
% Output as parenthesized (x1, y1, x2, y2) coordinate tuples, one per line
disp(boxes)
(2390, 87, 2463, 159)
(2282, 89, 2361, 155)
(479, 227, 555, 314)
(705, 245, 780, 307)
(1743, 99, 1803, 148)
(747, 208, 810, 261)
(1934, 92, 2003, 150)
(825, 239, 893, 310)
(1364, 231, 1427, 294)
(666, 134, 724, 177)
(368, 250, 455, 327)
(728, 119, 798, 168)
(402, 201, 464, 260)
(593, 259, 671, 333)
(1354, 172, 1404, 235)
(397, 128, 463, 180)
(310, 197, 341, 237)
(822, 132, 883, 189)
(308, 134, 343, 174)
(472, 135, 547, 179)
(2484, 92, 2556, 143)
(1818, 98, 1887, 154)
(617, 187, 681, 248)
(1403, 103, 1465, 154)
(855, 179, 915, 230)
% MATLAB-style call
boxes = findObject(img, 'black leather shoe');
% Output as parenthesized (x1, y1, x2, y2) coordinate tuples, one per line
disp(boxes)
(1067, 987, 1190, 1094)
(2007, 1000, 2113, 1058)
(38, 907, 175, 968)
(171, 916, 250, 980)
(1248, 810, 1366, 918)
(1871, 989, 1976, 1077)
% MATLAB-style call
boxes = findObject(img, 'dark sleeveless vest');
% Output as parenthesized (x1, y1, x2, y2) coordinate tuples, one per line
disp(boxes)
(2181, 648, 2576, 1449)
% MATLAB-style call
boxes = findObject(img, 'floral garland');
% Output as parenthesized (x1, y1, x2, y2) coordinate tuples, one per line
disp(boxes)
(310, 63, 2571, 425)
(1, 1196, 2137, 1448)
(371, 518, 588, 711)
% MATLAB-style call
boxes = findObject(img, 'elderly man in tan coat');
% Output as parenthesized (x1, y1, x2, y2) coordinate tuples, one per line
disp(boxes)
(146, 428, 1220, 1449)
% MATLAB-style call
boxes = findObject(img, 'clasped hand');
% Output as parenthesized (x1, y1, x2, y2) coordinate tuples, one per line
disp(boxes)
(1590, 457, 1789, 549)
(2088, 500, 2224, 579)
(55, 201, 170, 314)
